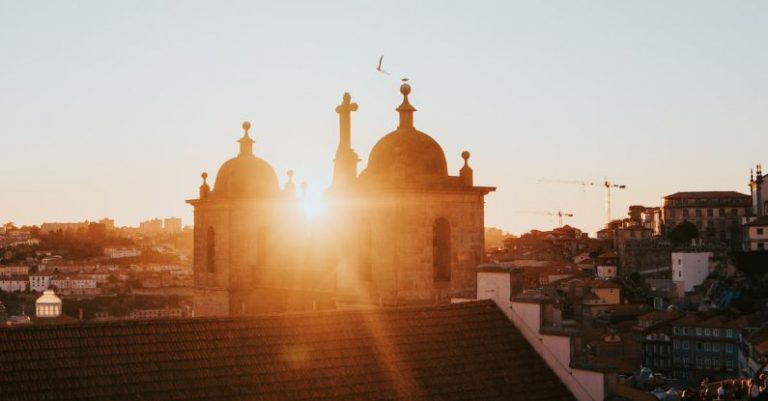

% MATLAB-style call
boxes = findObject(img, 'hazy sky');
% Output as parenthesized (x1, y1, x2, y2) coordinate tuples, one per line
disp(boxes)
(1, 1, 766, 235)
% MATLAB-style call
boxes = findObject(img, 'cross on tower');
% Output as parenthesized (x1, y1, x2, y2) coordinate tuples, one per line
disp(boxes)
(332, 92, 360, 189)
(335, 93, 358, 150)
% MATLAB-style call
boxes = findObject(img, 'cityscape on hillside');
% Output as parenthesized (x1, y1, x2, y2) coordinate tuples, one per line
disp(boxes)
(2, 3, 767, 401)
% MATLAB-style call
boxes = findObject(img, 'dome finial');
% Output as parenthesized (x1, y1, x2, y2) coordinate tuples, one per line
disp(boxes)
(461, 151, 470, 167)
(238, 121, 255, 156)
(460, 151, 473, 186)
(396, 80, 416, 129)
(199, 172, 211, 198)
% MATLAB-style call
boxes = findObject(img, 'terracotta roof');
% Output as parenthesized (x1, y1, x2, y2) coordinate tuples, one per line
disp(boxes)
(0, 300, 574, 401)
(585, 280, 621, 289)
(746, 216, 768, 227)
(663, 191, 750, 200)
(747, 326, 768, 354)
(637, 311, 683, 322)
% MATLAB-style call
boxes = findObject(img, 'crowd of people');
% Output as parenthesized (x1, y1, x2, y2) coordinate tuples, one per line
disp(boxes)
(682, 374, 768, 401)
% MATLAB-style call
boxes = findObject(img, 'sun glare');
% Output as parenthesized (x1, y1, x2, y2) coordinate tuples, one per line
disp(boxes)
(301, 195, 326, 220)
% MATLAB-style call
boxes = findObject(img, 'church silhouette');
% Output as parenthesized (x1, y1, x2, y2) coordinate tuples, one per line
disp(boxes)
(188, 83, 495, 316)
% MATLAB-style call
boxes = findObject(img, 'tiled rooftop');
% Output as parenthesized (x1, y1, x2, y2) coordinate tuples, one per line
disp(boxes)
(0, 300, 574, 401)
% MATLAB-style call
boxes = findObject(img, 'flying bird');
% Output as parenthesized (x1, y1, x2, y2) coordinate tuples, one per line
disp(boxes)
(376, 55, 391, 75)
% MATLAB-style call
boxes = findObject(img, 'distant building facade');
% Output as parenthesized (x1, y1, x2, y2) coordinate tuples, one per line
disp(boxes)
(669, 315, 740, 386)
(744, 216, 768, 251)
(29, 272, 53, 292)
(0, 265, 29, 277)
(662, 191, 752, 246)
(163, 217, 182, 234)
(104, 247, 141, 258)
(0, 277, 27, 292)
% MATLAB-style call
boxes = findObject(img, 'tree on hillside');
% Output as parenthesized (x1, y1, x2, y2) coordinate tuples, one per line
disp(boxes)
(669, 220, 700, 245)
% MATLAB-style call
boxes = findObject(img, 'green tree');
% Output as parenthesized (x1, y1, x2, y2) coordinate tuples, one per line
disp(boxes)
(669, 220, 700, 245)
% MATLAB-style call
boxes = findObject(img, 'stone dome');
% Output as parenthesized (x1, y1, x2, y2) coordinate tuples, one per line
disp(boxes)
(365, 128, 448, 179)
(361, 83, 448, 183)
(211, 122, 280, 199)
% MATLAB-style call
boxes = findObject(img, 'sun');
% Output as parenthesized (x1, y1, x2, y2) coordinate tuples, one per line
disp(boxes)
(301, 195, 326, 220)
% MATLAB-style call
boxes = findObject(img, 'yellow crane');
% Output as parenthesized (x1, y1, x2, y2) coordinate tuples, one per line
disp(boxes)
(539, 178, 626, 224)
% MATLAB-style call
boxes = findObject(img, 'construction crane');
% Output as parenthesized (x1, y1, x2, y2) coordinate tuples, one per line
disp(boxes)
(539, 178, 626, 224)
(517, 210, 574, 227)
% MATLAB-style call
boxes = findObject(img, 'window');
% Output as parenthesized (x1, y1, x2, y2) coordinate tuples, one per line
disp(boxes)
(725, 344, 734, 353)
(732, 208, 738, 217)
(705, 328, 711, 336)
(759, 242, 766, 250)
(713, 343, 720, 352)
(707, 208, 714, 217)
(705, 343, 711, 352)
(673, 340, 680, 349)
(696, 209, 702, 217)
(433, 218, 451, 282)
(758, 228, 764, 235)
(205, 227, 215, 273)
(726, 329, 734, 338)
(683, 209, 690, 218)
(719, 208, 725, 217)
(696, 328, 702, 336)
(683, 341, 689, 350)
(713, 329, 719, 337)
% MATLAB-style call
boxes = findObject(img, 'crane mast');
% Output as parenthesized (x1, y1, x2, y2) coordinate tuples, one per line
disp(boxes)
(539, 177, 626, 224)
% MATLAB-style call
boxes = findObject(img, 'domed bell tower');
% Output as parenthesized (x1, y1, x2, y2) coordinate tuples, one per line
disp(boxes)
(336, 83, 495, 307)
(187, 122, 281, 316)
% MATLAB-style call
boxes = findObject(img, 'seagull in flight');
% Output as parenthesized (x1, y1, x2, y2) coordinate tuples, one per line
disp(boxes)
(376, 55, 391, 75)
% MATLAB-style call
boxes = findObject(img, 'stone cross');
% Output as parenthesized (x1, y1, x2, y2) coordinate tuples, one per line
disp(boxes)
(335, 92, 358, 150)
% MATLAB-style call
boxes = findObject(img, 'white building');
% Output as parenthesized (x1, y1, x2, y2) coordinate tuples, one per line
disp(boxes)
(104, 247, 141, 258)
(671, 252, 713, 295)
(596, 252, 618, 279)
(35, 289, 62, 318)
(744, 216, 768, 251)
(0, 277, 28, 292)
(475, 266, 608, 401)
(51, 275, 97, 289)
(29, 273, 53, 292)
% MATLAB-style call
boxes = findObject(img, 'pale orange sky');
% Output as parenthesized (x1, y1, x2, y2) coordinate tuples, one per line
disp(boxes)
(1, 1, 766, 235)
